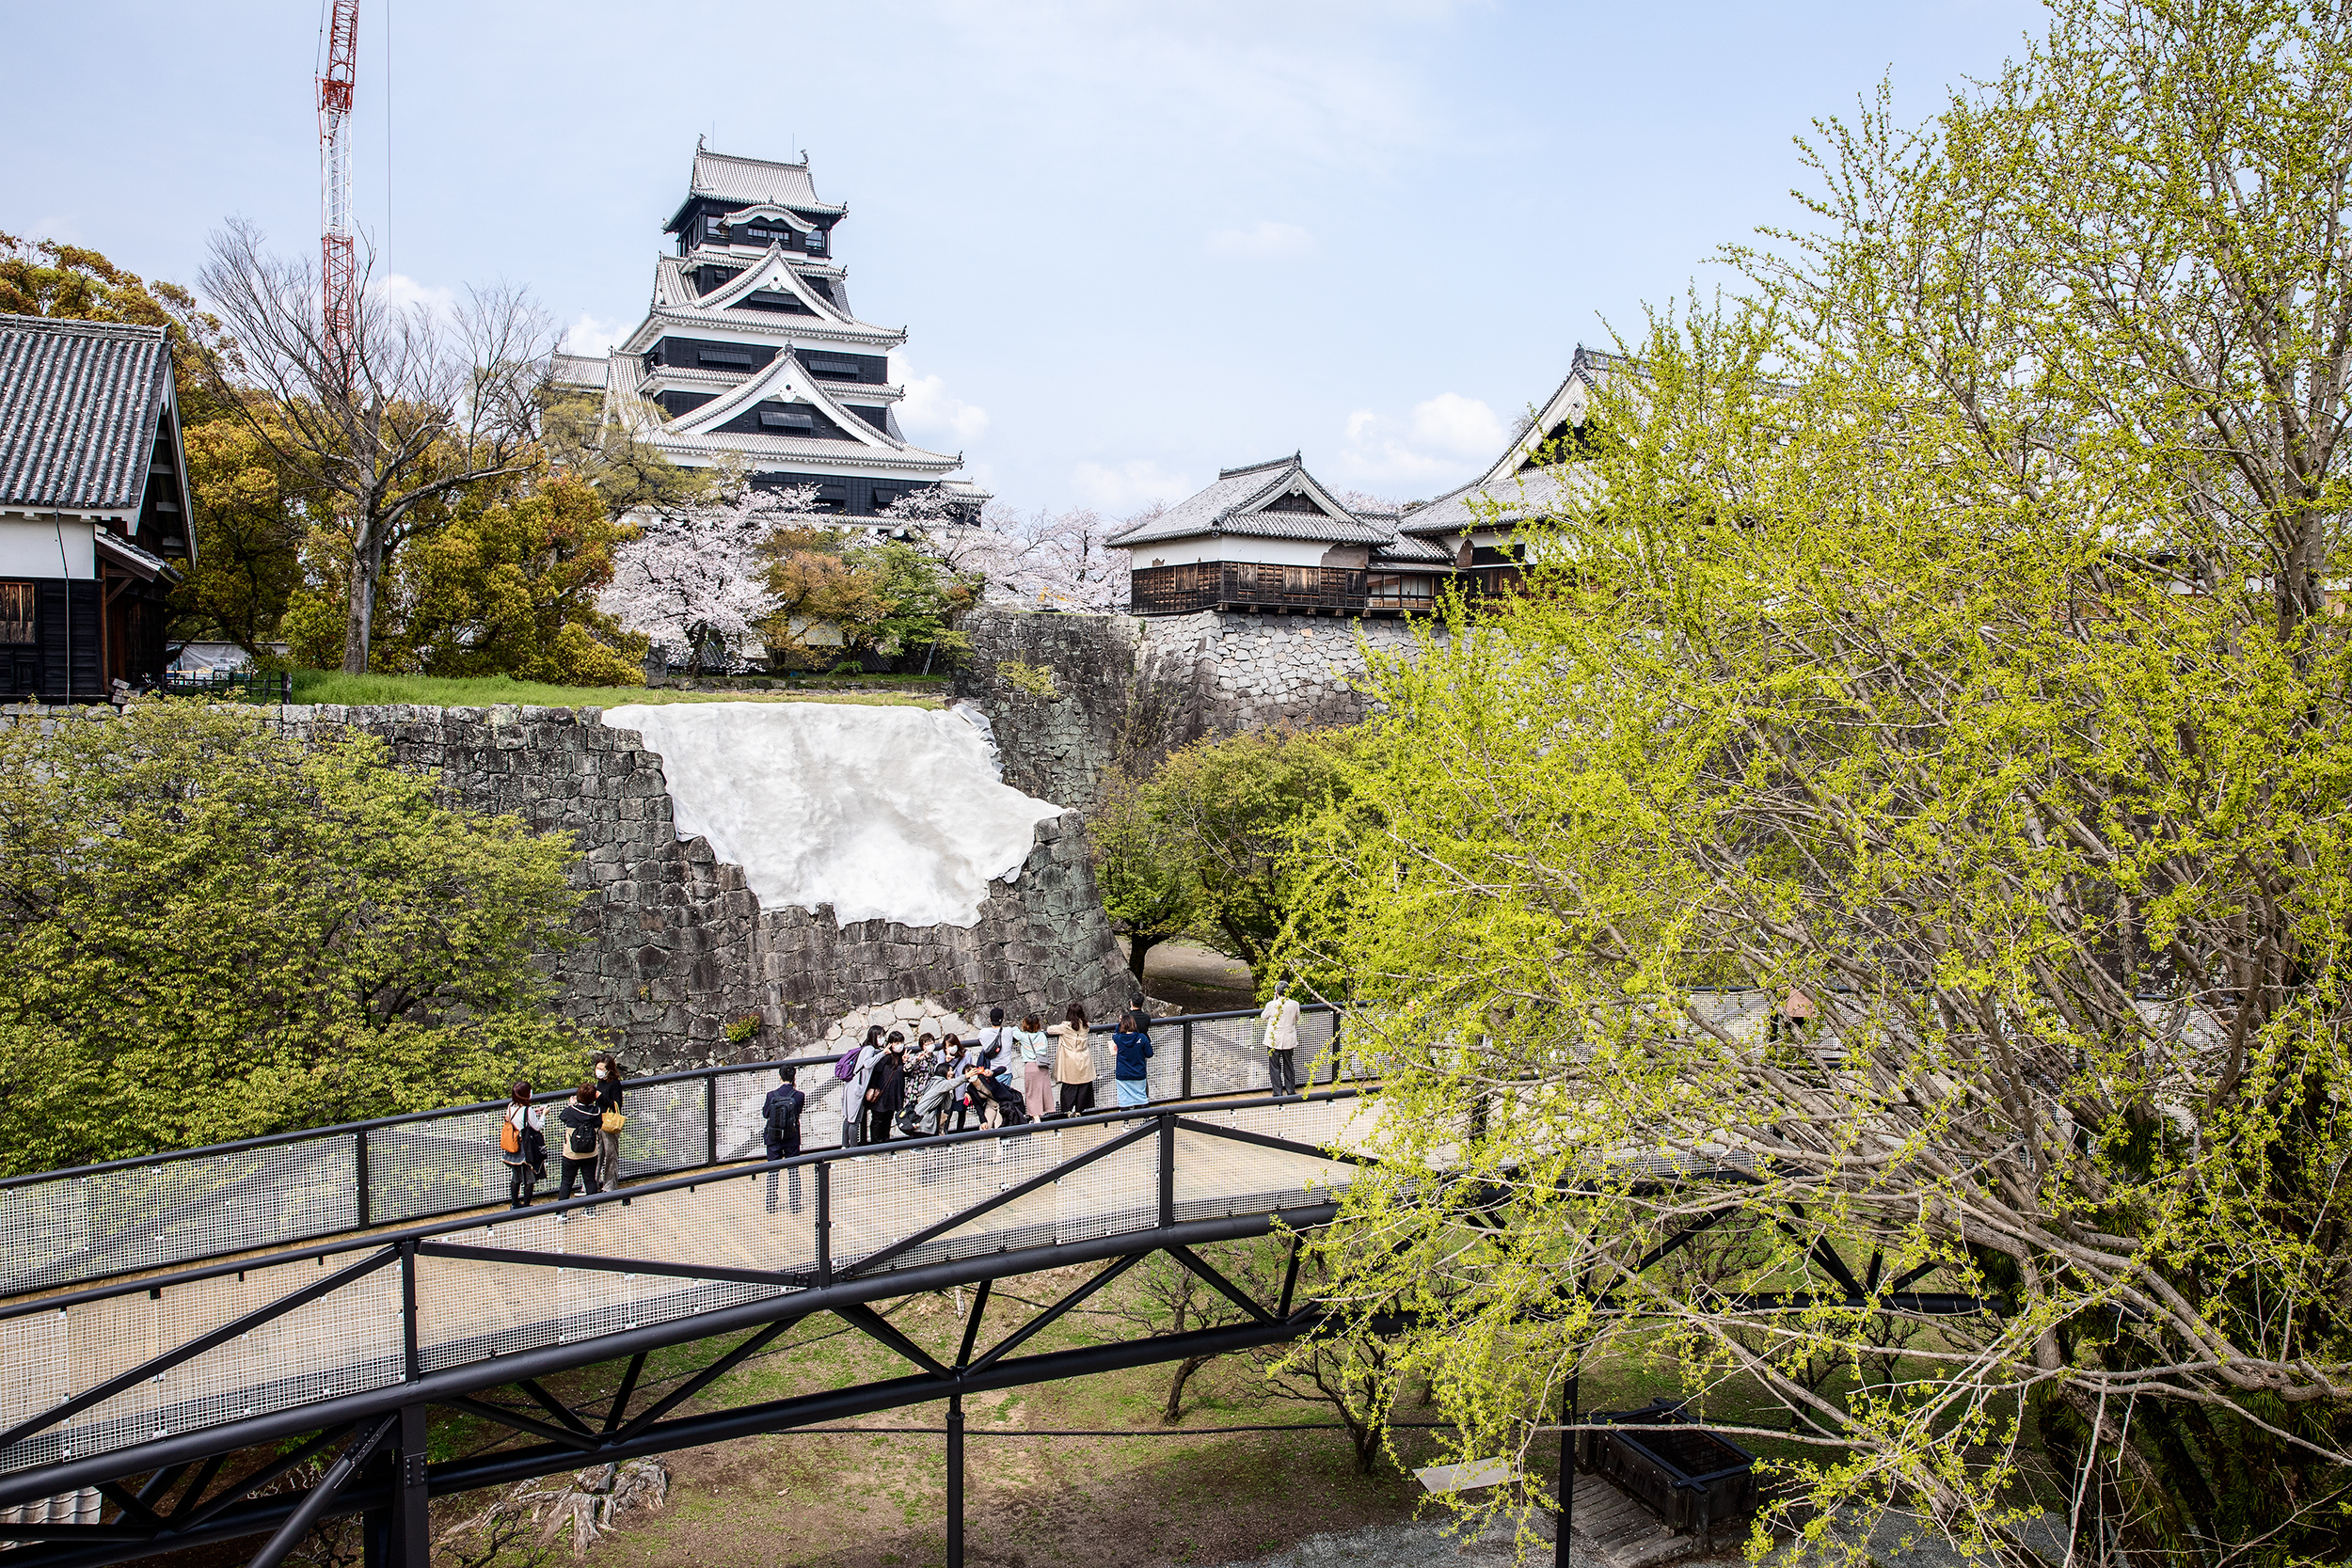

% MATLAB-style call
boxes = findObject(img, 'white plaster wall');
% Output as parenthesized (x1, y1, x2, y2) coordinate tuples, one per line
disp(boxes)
(0, 517, 94, 579)
(1125, 536, 1329, 569)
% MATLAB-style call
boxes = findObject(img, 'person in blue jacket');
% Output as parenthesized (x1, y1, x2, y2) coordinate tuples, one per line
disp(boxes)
(762, 1066, 805, 1213)
(1110, 1009, 1154, 1107)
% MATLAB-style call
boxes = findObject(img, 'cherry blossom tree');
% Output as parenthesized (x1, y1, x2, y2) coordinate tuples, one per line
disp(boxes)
(600, 484, 821, 673)
(918, 501, 1133, 611)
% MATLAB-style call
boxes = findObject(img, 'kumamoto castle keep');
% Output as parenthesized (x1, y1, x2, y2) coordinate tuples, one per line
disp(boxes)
(548, 145, 987, 521)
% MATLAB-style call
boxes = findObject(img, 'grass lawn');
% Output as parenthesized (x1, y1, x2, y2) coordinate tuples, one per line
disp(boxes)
(420, 1248, 1463, 1568)
(285, 670, 944, 710)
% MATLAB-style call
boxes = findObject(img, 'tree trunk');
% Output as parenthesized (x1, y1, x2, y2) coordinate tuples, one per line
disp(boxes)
(342, 520, 385, 675)
(1162, 1353, 1211, 1424)
(1127, 930, 1161, 983)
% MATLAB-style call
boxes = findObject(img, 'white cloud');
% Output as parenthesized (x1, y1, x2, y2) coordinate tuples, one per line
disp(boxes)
(896, 362, 991, 448)
(1205, 220, 1312, 260)
(372, 272, 456, 320)
(563, 311, 627, 356)
(1071, 458, 1193, 510)
(1339, 392, 1508, 484)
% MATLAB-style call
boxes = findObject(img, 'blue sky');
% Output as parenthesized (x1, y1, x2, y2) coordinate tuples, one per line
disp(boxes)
(6, 0, 2046, 514)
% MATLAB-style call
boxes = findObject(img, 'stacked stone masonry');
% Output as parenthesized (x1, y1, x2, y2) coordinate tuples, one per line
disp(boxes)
(0, 701, 1132, 1070)
(956, 608, 1434, 813)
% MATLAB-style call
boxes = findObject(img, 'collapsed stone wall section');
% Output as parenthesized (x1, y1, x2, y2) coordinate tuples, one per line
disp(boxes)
(955, 607, 1438, 814)
(0, 701, 1131, 1070)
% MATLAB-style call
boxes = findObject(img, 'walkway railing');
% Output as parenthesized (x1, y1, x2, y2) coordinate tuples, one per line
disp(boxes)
(0, 1089, 1377, 1487)
(0, 1006, 1341, 1300)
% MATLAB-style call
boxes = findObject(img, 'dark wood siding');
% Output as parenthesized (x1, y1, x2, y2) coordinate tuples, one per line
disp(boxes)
(709, 399, 855, 440)
(801, 351, 888, 385)
(649, 336, 782, 373)
(12, 578, 103, 699)
(746, 471, 954, 519)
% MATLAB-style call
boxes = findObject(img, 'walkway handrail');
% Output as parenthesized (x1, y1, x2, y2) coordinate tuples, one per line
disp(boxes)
(0, 1086, 1378, 1495)
(0, 1003, 1343, 1300)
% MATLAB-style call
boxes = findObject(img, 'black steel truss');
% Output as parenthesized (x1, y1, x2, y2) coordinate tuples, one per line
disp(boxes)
(0, 1218, 1354, 1568)
(0, 1101, 2004, 1568)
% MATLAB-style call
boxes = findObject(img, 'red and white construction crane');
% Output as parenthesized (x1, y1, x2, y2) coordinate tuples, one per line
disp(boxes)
(317, 0, 359, 373)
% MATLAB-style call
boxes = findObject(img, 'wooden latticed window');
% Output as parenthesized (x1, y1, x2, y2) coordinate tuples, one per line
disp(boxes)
(0, 582, 33, 645)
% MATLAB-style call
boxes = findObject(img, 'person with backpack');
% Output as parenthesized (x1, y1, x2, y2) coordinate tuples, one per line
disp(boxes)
(499, 1083, 546, 1209)
(837, 1025, 884, 1148)
(1110, 1009, 1155, 1107)
(762, 1066, 805, 1214)
(591, 1052, 627, 1191)
(556, 1083, 606, 1204)
(1051, 1004, 1097, 1117)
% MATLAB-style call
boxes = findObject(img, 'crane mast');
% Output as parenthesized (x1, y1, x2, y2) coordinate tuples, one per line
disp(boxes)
(317, 0, 358, 375)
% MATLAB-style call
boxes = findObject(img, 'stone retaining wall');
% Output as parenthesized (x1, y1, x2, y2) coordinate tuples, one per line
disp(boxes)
(0, 701, 1132, 1069)
(956, 608, 1435, 812)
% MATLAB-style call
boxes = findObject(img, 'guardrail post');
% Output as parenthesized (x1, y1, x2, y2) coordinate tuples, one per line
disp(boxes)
(814, 1163, 832, 1286)
(1157, 1115, 1175, 1229)
(1556, 1373, 1578, 1568)
(1180, 1022, 1193, 1101)
(355, 1130, 371, 1231)
(393, 1402, 429, 1566)
(946, 1391, 965, 1568)
(400, 1239, 421, 1382)
(705, 1073, 719, 1166)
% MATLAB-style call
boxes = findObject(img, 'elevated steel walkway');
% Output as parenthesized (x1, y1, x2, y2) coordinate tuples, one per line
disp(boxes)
(0, 1008, 1364, 1568)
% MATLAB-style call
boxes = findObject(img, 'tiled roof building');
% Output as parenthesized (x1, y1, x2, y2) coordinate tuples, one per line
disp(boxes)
(1109, 348, 1617, 617)
(549, 143, 984, 521)
(0, 313, 192, 697)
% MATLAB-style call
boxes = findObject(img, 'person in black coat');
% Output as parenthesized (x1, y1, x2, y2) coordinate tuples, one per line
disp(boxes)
(864, 1033, 909, 1146)
(590, 1052, 626, 1190)
(554, 1083, 605, 1203)
(762, 1066, 804, 1213)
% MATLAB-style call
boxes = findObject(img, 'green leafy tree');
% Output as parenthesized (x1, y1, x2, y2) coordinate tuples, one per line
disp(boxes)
(173, 418, 308, 656)
(1138, 726, 1360, 991)
(757, 530, 977, 672)
(0, 702, 591, 1172)
(1088, 767, 1199, 984)
(1281, 4, 2352, 1561)
(371, 471, 647, 684)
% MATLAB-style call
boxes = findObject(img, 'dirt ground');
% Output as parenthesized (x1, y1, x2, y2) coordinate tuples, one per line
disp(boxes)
(1132, 941, 1258, 1016)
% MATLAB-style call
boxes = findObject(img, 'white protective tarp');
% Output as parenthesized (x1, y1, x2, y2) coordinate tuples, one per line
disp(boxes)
(602, 703, 1063, 929)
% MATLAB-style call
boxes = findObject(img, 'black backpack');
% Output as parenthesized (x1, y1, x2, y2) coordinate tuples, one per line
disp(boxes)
(563, 1111, 598, 1162)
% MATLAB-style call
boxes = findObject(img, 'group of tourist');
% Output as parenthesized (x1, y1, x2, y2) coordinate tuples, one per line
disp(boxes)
(494, 983, 1311, 1212)
(496, 1051, 627, 1210)
(820, 999, 1158, 1149)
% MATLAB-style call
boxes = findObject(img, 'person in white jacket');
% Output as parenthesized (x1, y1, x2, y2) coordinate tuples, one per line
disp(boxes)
(1261, 983, 1302, 1096)
(841, 1026, 885, 1148)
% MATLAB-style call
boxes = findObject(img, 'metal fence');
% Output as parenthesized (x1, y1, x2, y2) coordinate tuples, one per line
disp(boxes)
(0, 1089, 1377, 1482)
(0, 1005, 1341, 1301)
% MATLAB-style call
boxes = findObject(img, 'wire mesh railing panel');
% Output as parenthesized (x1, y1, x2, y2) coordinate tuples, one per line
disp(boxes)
(713, 1069, 779, 1162)
(851, 1132, 1069, 1273)
(1054, 1127, 1161, 1245)
(1168, 1125, 1351, 1225)
(369, 1116, 504, 1227)
(0, 1141, 361, 1297)
(2, 1248, 405, 1477)
(418, 1244, 563, 1372)
(0, 1311, 69, 1465)
(1186, 1015, 1265, 1097)
(615, 1080, 707, 1178)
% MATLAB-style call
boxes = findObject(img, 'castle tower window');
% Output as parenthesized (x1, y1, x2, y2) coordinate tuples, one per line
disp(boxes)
(698, 348, 755, 368)
(807, 358, 860, 377)
(759, 408, 816, 432)
(805, 229, 827, 254)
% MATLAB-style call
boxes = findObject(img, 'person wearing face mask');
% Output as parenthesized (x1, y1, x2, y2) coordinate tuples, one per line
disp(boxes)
(590, 1053, 627, 1190)
(864, 1032, 910, 1146)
